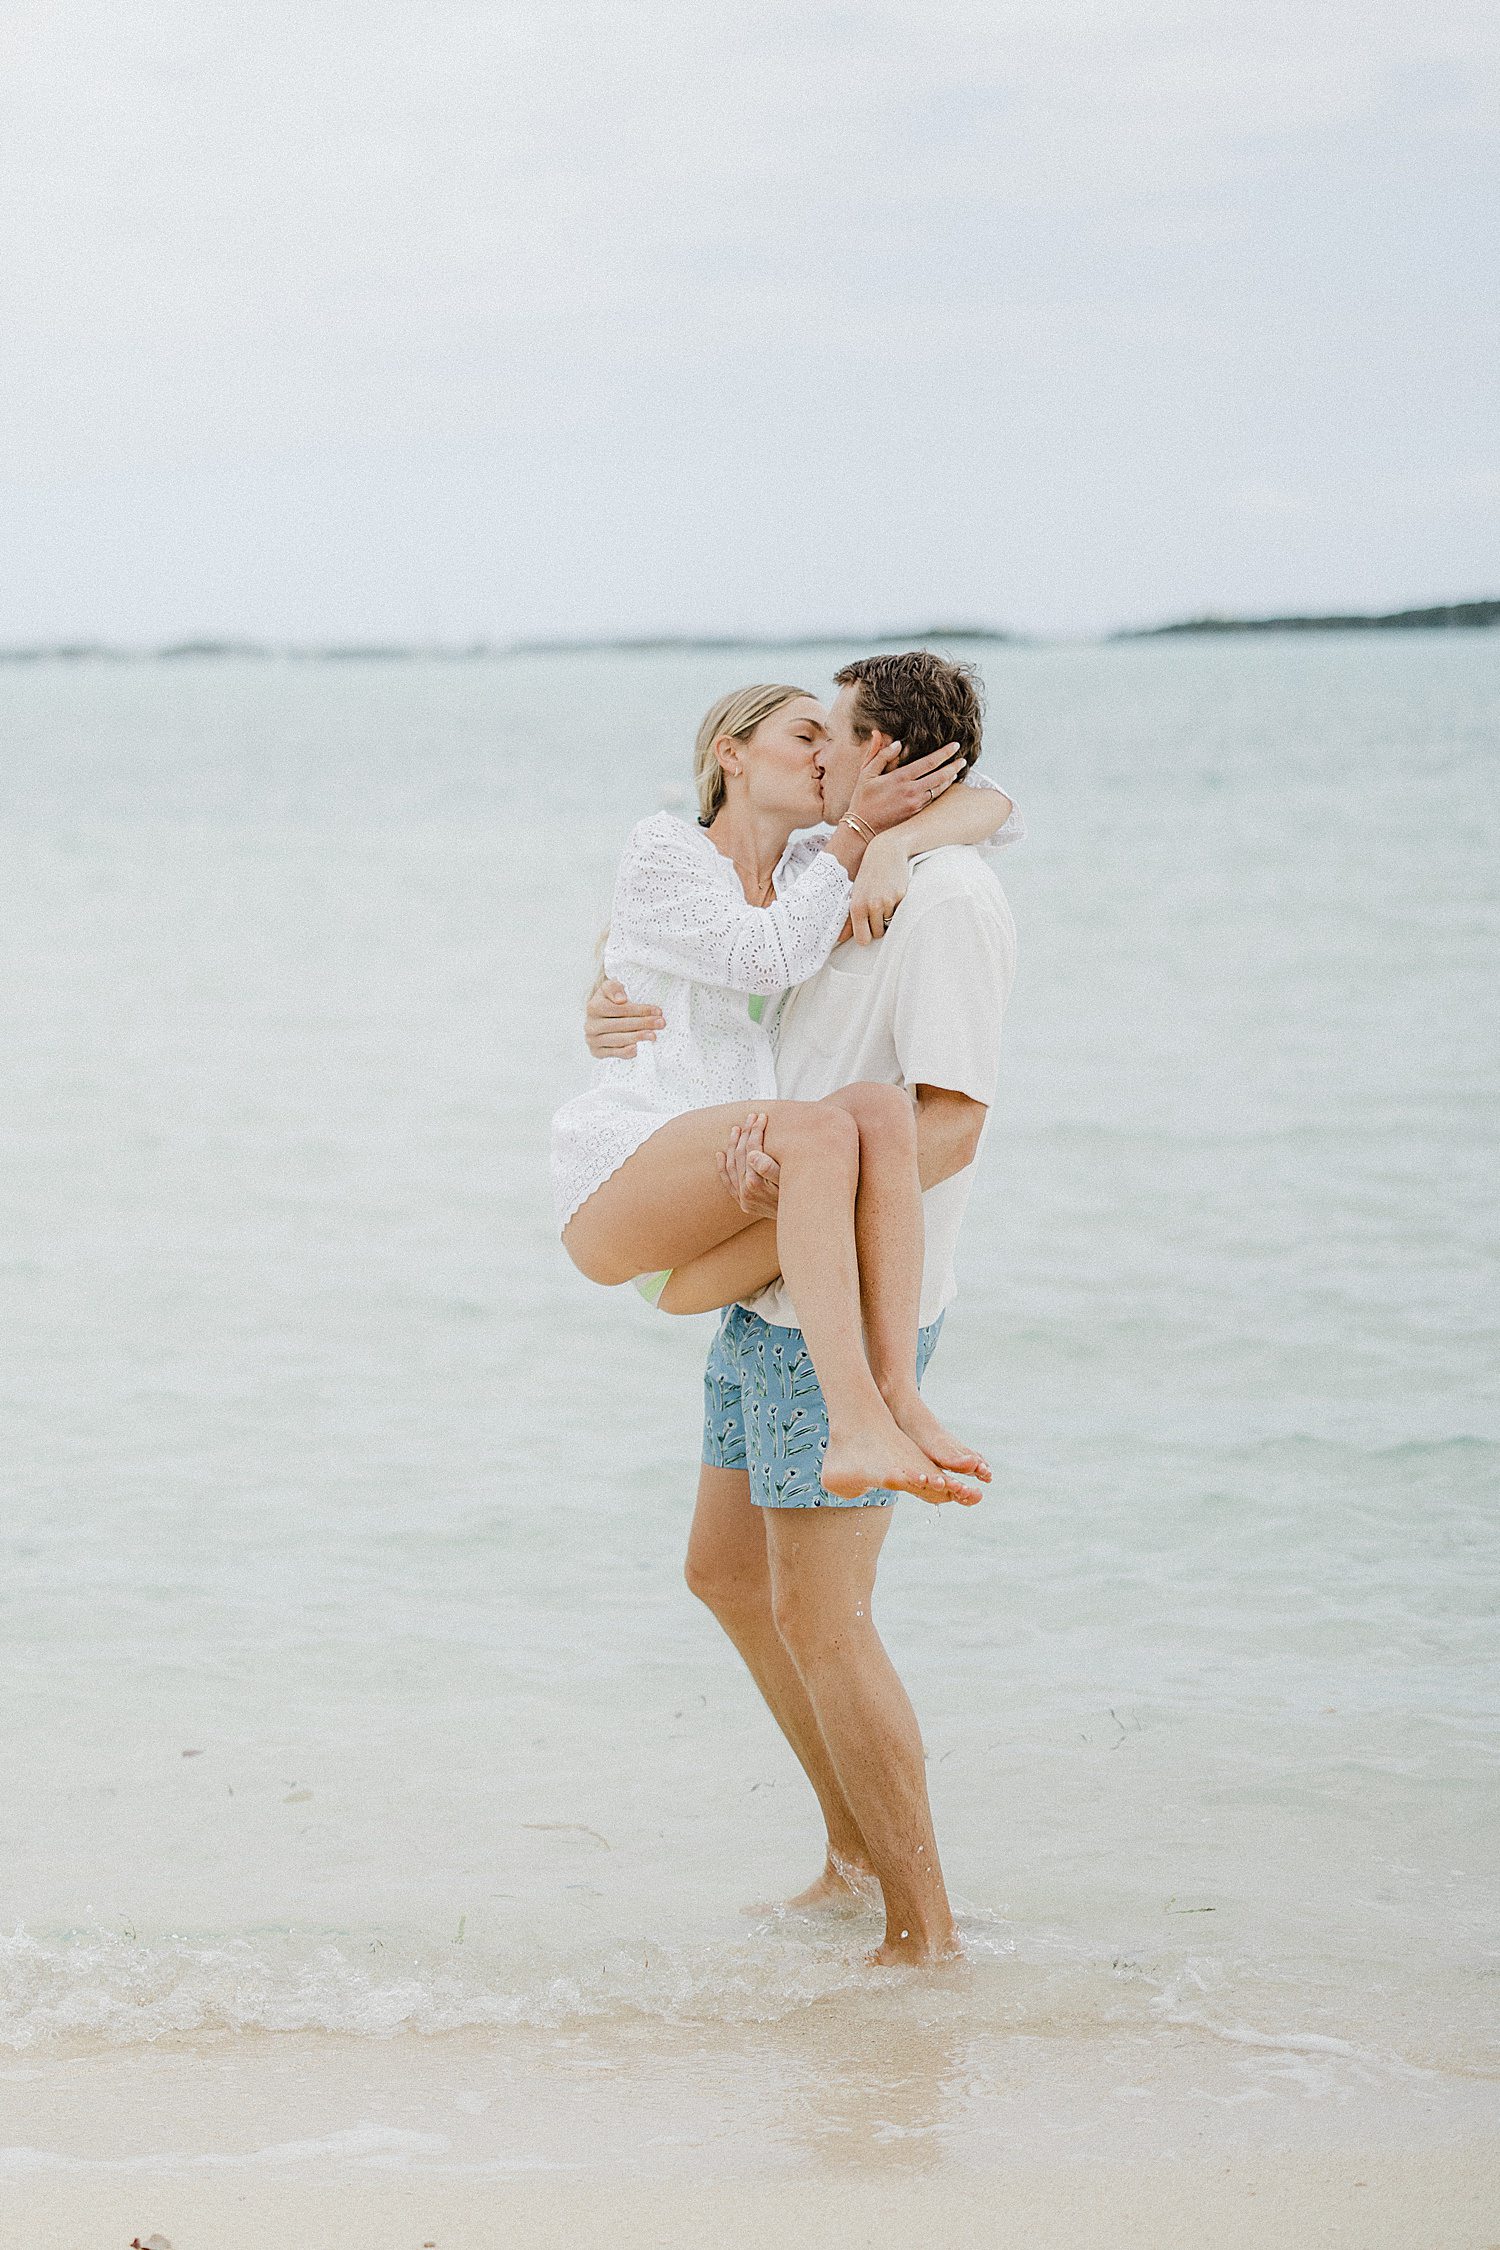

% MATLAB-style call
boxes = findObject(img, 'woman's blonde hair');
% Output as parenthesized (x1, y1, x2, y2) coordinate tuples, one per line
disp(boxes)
(692, 683, 813, 824)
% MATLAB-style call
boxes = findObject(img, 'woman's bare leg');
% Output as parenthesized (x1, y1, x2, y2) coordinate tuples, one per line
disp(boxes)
(824, 1083, 990, 1484)
(657, 1220, 779, 1317)
(563, 1101, 970, 1501)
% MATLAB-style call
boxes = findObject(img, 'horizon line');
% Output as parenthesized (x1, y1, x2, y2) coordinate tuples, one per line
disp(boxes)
(1, 598, 1497, 662)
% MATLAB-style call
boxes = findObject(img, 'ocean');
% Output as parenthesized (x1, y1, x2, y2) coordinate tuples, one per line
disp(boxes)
(2, 635, 1496, 2174)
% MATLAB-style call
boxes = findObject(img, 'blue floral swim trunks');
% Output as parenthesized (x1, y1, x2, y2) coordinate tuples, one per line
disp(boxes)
(702, 1305, 946, 1509)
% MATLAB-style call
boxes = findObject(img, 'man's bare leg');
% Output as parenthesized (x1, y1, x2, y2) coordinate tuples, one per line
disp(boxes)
(766, 1506, 959, 1966)
(685, 1465, 877, 1904)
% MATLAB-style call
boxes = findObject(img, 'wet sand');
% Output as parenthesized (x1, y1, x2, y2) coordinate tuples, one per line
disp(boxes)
(4, 2025, 1496, 2249)
(7, 2146, 1499, 2250)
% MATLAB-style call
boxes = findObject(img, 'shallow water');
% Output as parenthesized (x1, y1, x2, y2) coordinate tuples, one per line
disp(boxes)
(1, 638, 1497, 2144)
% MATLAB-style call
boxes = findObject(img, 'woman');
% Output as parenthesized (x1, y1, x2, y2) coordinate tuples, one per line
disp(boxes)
(553, 683, 1013, 1504)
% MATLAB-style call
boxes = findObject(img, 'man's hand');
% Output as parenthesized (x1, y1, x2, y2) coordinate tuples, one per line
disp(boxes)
(849, 832, 912, 944)
(718, 1113, 781, 1216)
(585, 976, 664, 1059)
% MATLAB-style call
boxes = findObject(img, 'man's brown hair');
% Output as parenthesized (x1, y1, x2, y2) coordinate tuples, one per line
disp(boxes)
(832, 650, 985, 775)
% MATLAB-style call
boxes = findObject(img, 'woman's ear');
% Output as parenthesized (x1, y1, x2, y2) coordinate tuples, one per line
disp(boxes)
(714, 733, 741, 780)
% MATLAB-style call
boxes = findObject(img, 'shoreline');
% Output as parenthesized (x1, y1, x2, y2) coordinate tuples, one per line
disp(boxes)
(3, 2020, 1496, 2247)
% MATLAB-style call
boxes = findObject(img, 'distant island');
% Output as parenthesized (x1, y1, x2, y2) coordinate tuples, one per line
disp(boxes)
(1, 605, 1495, 662)
(1114, 599, 1500, 639)
(0, 627, 1020, 663)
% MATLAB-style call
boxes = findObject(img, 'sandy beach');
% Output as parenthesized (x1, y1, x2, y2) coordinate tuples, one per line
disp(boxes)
(11, 2153, 1500, 2250)
(5, 2021, 1498, 2249)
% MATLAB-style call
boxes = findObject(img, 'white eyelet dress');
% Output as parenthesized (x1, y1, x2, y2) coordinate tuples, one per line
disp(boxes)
(551, 815, 854, 1232)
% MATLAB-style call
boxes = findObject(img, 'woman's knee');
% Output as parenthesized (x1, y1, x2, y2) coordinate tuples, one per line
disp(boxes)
(831, 1080, 916, 1146)
(561, 1216, 631, 1288)
(771, 1099, 859, 1170)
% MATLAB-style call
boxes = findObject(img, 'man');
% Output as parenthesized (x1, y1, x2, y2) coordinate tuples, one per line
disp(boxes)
(585, 652, 1020, 1964)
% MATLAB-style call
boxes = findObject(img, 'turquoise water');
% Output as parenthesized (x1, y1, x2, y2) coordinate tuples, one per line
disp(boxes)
(1, 639, 1496, 2124)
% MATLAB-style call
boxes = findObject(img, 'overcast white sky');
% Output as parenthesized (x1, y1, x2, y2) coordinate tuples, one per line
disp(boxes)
(2, 0, 1497, 641)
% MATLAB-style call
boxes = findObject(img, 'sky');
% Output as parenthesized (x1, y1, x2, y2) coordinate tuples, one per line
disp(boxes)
(2, 0, 1497, 642)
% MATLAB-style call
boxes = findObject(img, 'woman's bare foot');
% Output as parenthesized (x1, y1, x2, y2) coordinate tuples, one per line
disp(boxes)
(746, 1854, 880, 1915)
(884, 1390, 991, 1483)
(821, 1414, 976, 1504)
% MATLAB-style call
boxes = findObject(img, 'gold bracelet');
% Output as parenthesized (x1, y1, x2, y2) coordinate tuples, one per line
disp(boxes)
(841, 812, 875, 844)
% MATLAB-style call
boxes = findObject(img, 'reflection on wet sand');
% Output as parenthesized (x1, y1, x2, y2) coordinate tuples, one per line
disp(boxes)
(762, 1986, 972, 2172)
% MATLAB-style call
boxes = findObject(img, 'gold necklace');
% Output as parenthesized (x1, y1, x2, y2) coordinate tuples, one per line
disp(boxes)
(705, 822, 776, 905)
(732, 859, 776, 906)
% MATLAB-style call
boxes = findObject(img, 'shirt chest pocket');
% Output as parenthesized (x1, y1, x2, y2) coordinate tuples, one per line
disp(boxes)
(784, 960, 886, 1065)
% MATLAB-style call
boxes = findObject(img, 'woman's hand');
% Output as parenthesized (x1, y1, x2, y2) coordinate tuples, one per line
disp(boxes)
(845, 738, 963, 837)
(585, 977, 664, 1059)
(849, 832, 911, 944)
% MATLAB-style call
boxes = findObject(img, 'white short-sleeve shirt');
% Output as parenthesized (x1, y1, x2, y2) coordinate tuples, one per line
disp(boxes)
(744, 845, 1017, 1331)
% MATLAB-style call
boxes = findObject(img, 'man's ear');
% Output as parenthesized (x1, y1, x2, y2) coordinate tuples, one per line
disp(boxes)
(864, 728, 898, 761)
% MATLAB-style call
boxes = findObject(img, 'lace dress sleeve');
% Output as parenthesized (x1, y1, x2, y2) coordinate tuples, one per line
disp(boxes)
(963, 770, 1026, 854)
(607, 815, 853, 993)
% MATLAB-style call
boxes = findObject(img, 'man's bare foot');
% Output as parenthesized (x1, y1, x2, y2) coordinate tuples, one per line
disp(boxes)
(746, 1854, 880, 1915)
(821, 1415, 976, 1504)
(865, 1924, 966, 1968)
(884, 1390, 991, 1484)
